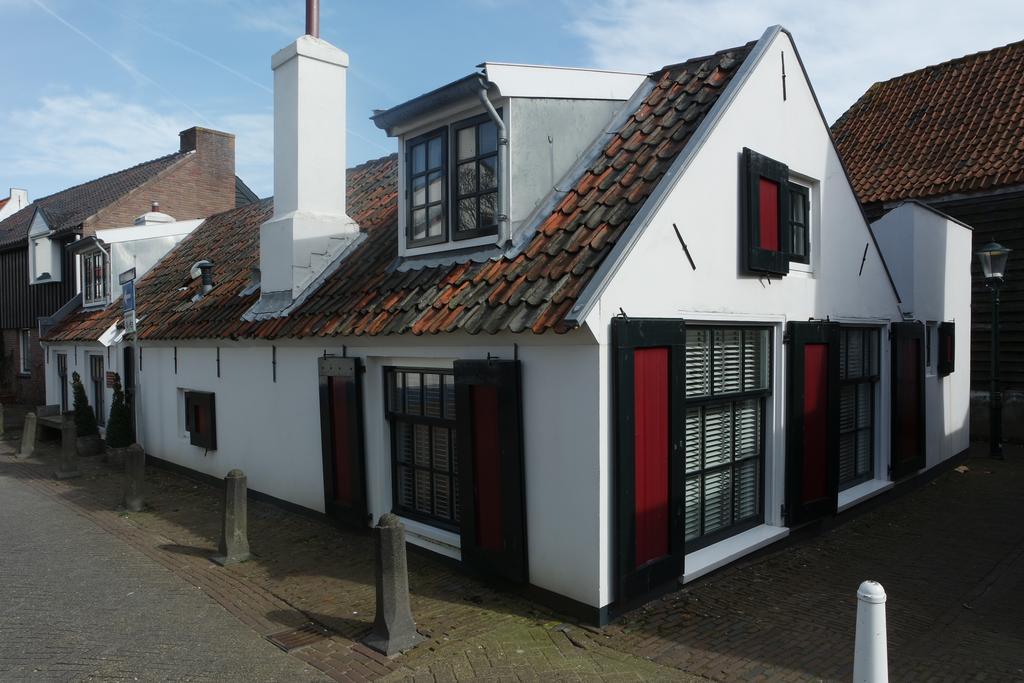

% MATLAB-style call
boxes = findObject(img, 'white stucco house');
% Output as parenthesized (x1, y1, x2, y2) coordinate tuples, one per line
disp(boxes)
(42, 24, 971, 623)
(0, 188, 29, 222)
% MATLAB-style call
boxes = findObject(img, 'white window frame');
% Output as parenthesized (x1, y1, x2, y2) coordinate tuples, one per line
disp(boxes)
(925, 321, 939, 377)
(81, 249, 110, 307)
(18, 329, 31, 374)
(787, 175, 817, 275)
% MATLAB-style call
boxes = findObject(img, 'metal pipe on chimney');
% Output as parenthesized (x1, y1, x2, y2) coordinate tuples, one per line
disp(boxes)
(305, 0, 319, 38)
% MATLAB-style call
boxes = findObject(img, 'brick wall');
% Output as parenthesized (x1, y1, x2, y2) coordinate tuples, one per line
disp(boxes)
(84, 127, 237, 236)
(0, 328, 46, 406)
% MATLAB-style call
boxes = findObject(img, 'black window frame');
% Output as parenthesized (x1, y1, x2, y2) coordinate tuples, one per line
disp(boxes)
(405, 127, 449, 248)
(56, 352, 68, 412)
(788, 181, 810, 265)
(451, 111, 500, 242)
(743, 148, 791, 277)
(89, 354, 105, 426)
(837, 326, 880, 489)
(384, 366, 460, 532)
(684, 325, 773, 552)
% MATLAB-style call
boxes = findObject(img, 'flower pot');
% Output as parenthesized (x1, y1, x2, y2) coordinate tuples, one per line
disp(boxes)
(76, 434, 104, 457)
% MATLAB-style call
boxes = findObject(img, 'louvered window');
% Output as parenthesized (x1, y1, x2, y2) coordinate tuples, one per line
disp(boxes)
(386, 368, 459, 530)
(684, 326, 770, 549)
(838, 327, 879, 488)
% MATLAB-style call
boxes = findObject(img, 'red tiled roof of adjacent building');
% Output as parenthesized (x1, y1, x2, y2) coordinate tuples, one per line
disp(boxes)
(0, 152, 190, 249)
(45, 41, 754, 342)
(832, 38, 1024, 205)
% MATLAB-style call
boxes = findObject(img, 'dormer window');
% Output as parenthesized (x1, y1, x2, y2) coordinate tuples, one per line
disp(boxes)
(454, 114, 498, 240)
(405, 111, 501, 250)
(82, 249, 110, 306)
(28, 209, 62, 284)
(408, 128, 447, 246)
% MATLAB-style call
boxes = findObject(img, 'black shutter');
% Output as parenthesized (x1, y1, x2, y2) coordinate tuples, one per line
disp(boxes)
(785, 321, 840, 526)
(318, 356, 368, 527)
(891, 322, 926, 479)
(612, 317, 687, 604)
(938, 322, 955, 377)
(185, 391, 217, 450)
(743, 147, 791, 277)
(454, 359, 528, 583)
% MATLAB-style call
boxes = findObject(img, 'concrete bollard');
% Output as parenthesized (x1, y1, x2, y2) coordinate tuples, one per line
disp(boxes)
(16, 412, 37, 459)
(53, 420, 81, 480)
(122, 444, 146, 512)
(853, 580, 889, 683)
(210, 469, 251, 566)
(363, 513, 425, 656)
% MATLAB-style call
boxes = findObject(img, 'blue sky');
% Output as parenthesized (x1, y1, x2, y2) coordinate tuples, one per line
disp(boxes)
(2, 0, 1022, 200)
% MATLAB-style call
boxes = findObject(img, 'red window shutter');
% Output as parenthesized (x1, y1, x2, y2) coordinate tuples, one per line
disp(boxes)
(758, 178, 780, 251)
(801, 344, 829, 503)
(743, 147, 791, 276)
(329, 376, 353, 505)
(470, 384, 503, 551)
(633, 347, 670, 567)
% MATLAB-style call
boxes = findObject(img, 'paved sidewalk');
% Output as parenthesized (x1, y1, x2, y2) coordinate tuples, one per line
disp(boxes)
(587, 445, 1024, 681)
(2, 429, 1022, 681)
(0, 436, 686, 681)
(0, 472, 328, 681)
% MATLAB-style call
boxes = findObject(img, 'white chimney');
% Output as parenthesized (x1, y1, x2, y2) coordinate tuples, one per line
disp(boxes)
(257, 6, 357, 311)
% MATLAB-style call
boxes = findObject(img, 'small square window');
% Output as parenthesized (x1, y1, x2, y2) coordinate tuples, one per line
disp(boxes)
(788, 182, 810, 264)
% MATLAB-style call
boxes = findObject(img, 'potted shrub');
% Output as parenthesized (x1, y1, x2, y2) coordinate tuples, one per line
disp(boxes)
(104, 374, 133, 466)
(71, 371, 102, 456)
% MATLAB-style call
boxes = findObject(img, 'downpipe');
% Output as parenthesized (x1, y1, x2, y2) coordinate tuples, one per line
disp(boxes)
(477, 79, 510, 247)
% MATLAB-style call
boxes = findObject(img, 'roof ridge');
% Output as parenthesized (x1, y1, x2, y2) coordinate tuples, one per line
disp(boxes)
(865, 37, 1024, 91)
(31, 150, 189, 206)
(654, 40, 758, 77)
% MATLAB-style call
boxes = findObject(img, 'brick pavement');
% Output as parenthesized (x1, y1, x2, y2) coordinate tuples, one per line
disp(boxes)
(2, 428, 1022, 681)
(0, 471, 329, 681)
(0, 436, 687, 682)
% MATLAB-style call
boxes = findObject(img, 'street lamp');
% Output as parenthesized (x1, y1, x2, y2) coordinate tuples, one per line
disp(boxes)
(976, 241, 1012, 459)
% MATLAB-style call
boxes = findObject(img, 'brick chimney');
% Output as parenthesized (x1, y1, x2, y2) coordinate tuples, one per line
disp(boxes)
(255, 3, 357, 313)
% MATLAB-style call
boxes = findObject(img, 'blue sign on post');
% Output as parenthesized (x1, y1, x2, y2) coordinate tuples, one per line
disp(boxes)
(122, 280, 136, 312)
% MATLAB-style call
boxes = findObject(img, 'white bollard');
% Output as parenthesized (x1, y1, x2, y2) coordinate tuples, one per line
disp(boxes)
(853, 580, 888, 683)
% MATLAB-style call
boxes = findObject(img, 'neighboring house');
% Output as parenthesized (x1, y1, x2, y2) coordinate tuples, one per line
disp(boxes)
(43, 23, 970, 623)
(0, 188, 29, 222)
(832, 39, 1024, 434)
(0, 127, 251, 404)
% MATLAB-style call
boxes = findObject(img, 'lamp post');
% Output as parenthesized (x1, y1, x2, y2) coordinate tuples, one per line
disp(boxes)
(976, 241, 1011, 459)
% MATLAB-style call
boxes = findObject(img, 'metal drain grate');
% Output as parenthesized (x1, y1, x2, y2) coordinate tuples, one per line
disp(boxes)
(266, 622, 331, 652)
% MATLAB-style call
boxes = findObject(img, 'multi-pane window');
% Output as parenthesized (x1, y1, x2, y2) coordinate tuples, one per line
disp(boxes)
(789, 182, 810, 264)
(385, 368, 459, 530)
(405, 112, 502, 249)
(82, 250, 109, 305)
(838, 327, 879, 488)
(454, 114, 499, 240)
(89, 354, 105, 425)
(18, 329, 31, 374)
(56, 353, 68, 412)
(407, 129, 447, 246)
(684, 327, 770, 549)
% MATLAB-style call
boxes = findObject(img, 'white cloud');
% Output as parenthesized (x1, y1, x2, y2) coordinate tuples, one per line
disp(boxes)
(567, 0, 1024, 122)
(0, 92, 273, 198)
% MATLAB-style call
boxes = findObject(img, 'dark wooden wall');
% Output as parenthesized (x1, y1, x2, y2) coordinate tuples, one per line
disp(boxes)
(0, 239, 77, 330)
(928, 188, 1024, 393)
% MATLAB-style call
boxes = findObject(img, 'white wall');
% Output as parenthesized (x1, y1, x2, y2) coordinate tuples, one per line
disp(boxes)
(585, 30, 905, 607)
(43, 342, 122, 426)
(49, 331, 607, 609)
(873, 202, 973, 466)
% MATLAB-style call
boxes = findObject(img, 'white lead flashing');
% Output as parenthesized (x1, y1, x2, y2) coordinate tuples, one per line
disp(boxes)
(482, 62, 646, 101)
(564, 25, 784, 327)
